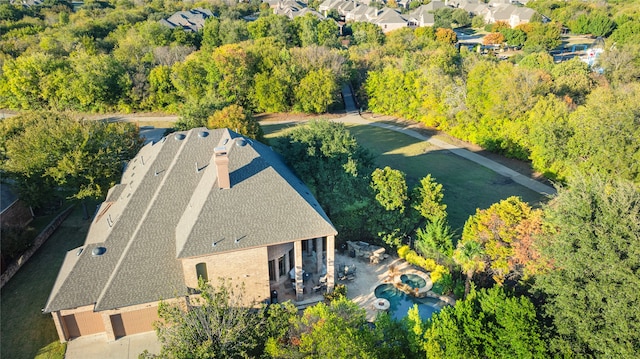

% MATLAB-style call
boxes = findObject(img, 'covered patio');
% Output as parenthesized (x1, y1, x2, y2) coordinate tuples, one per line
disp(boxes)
(267, 236, 335, 306)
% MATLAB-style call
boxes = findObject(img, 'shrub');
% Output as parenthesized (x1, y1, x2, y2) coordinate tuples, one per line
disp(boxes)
(397, 245, 411, 259)
(0, 226, 36, 261)
(397, 245, 450, 283)
(324, 284, 347, 303)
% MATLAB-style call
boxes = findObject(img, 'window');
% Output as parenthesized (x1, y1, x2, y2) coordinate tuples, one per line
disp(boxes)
(196, 263, 208, 282)
(268, 260, 276, 281)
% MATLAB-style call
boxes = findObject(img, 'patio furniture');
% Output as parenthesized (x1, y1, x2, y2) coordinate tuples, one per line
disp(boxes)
(338, 264, 357, 281)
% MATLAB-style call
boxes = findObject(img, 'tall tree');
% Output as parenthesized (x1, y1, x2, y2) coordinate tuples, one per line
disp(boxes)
(207, 104, 264, 141)
(294, 68, 339, 113)
(458, 196, 542, 286)
(452, 239, 485, 298)
(412, 174, 447, 223)
(152, 280, 297, 359)
(265, 297, 379, 358)
(369, 166, 416, 247)
(534, 175, 640, 358)
(415, 287, 548, 358)
(566, 84, 640, 182)
(1, 112, 141, 207)
(273, 120, 374, 241)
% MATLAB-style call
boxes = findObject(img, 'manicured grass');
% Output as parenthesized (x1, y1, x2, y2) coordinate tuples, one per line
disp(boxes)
(263, 122, 544, 232)
(1, 204, 92, 359)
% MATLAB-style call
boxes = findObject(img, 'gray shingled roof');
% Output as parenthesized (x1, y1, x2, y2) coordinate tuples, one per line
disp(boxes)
(44, 128, 336, 313)
(0, 183, 19, 213)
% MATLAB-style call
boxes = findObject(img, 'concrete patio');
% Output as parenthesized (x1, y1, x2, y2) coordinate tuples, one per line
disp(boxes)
(334, 251, 414, 321)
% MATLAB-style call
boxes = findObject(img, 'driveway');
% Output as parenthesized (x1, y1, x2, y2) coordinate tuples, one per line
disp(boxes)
(65, 331, 160, 359)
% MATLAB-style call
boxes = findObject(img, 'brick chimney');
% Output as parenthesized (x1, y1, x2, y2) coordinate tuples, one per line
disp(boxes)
(214, 146, 230, 189)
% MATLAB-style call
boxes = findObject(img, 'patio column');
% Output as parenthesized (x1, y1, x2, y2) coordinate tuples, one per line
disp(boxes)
(326, 235, 335, 292)
(294, 240, 304, 301)
(274, 259, 280, 283)
(103, 313, 116, 341)
(51, 311, 68, 343)
(316, 237, 323, 274)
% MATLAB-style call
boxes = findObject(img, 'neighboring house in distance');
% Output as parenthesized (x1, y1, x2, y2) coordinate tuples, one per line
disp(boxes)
(345, 4, 379, 23)
(420, 0, 448, 12)
(0, 184, 33, 230)
(44, 128, 337, 343)
(485, 4, 536, 27)
(159, 8, 214, 32)
(407, 5, 436, 28)
(373, 7, 408, 33)
(272, 0, 324, 20)
(10, 0, 44, 7)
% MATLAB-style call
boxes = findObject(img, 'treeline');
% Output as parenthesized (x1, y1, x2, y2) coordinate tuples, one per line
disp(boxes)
(0, 0, 351, 118)
(361, 26, 639, 183)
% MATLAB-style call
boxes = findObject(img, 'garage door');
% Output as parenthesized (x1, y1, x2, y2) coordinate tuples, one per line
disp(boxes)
(111, 306, 158, 338)
(63, 311, 104, 339)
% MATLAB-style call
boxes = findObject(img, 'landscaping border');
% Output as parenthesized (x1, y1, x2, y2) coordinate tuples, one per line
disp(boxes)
(0, 206, 74, 288)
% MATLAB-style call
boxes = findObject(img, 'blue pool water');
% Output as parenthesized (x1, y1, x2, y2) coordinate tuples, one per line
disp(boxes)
(400, 273, 427, 289)
(375, 284, 444, 321)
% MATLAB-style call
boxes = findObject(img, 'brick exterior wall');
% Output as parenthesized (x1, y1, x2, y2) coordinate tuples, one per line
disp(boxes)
(181, 246, 271, 304)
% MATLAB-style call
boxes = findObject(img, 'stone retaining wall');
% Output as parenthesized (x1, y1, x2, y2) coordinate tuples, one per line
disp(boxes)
(0, 206, 74, 288)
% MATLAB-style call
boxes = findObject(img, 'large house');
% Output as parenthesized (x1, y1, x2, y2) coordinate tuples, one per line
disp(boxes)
(44, 128, 337, 342)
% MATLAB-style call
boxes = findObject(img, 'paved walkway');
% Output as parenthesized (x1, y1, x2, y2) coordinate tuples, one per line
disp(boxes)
(65, 331, 160, 359)
(268, 113, 556, 196)
(337, 85, 555, 196)
(354, 116, 556, 196)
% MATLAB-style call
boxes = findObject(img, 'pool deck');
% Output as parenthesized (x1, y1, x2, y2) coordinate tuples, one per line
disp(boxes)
(336, 252, 452, 321)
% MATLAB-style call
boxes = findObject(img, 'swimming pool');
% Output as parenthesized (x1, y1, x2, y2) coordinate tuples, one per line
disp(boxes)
(375, 283, 445, 321)
(400, 273, 427, 289)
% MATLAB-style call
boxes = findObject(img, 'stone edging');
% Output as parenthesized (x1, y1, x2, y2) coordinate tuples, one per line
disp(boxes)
(0, 206, 74, 288)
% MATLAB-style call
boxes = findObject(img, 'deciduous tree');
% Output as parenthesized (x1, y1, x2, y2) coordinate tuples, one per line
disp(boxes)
(415, 287, 547, 358)
(273, 120, 374, 241)
(152, 280, 297, 359)
(207, 104, 264, 141)
(1, 112, 141, 207)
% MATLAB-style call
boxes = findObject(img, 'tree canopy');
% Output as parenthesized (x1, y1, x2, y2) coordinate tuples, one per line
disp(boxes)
(410, 286, 548, 358)
(534, 175, 640, 357)
(0, 112, 141, 207)
(272, 120, 374, 242)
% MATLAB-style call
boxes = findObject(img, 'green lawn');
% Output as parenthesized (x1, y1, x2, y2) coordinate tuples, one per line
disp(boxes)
(263, 122, 544, 232)
(1, 204, 92, 359)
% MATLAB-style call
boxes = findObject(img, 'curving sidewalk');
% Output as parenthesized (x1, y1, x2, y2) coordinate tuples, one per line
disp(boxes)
(270, 112, 556, 197)
(332, 114, 556, 196)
